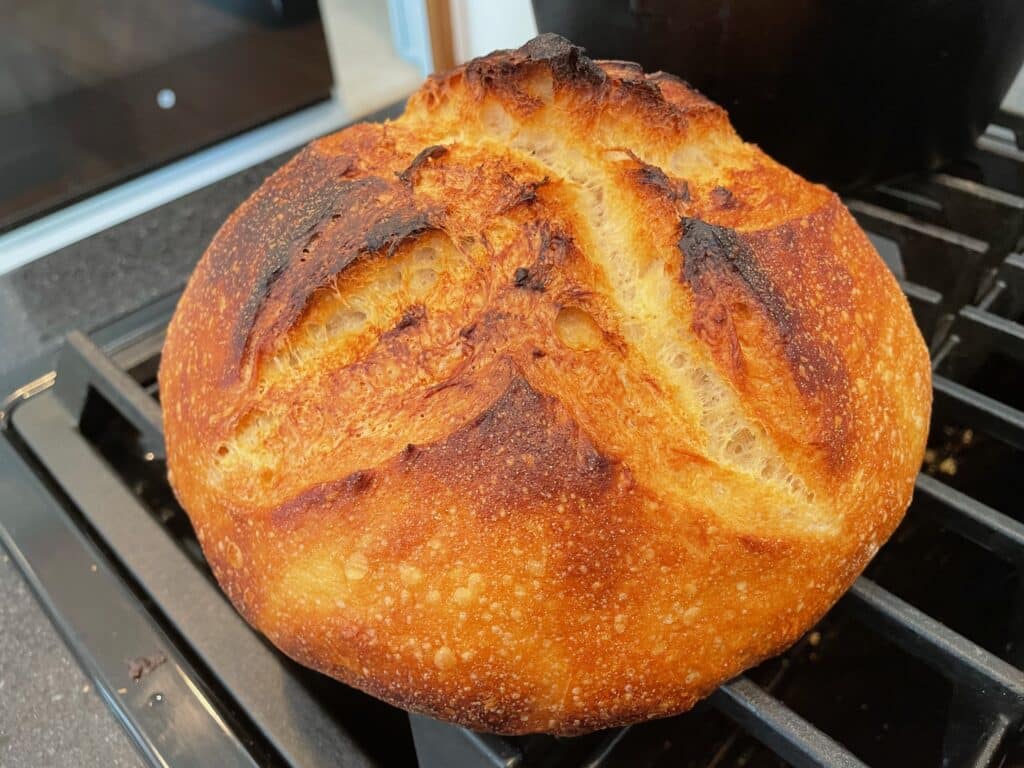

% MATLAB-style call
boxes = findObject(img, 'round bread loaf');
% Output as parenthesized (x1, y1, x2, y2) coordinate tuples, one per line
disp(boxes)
(160, 34, 932, 734)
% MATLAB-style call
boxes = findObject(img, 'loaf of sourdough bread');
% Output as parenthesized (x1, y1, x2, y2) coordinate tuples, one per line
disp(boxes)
(159, 34, 931, 734)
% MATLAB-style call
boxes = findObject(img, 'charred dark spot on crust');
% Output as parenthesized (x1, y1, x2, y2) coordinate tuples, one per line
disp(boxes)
(679, 216, 852, 465)
(516, 33, 605, 85)
(631, 163, 690, 202)
(393, 305, 426, 332)
(513, 266, 545, 291)
(223, 145, 374, 367)
(467, 34, 605, 98)
(679, 217, 790, 332)
(232, 261, 294, 365)
(679, 218, 743, 274)
(344, 469, 374, 494)
(231, 172, 443, 373)
(402, 443, 419, 461)
(364, 209, 437, 257)
(515, 181, 542, 206)
(489, 173, 550, 215)
(531, 348, 546, 358)
(400, 374, 639, 606)
(579, 444, 612, 475)
(711, 185, 739, 209)
(679, 216, 788, 380)
(271, 471, 376, 529)
(505, 225, 573, 295)
(614, 75, 666, 108)
(517, 32, 579, 61)
(501, 176, 549, 211)
(398, 144, 448, 185)
(418, 376, 618, 513)
(337, 157, 359, 178)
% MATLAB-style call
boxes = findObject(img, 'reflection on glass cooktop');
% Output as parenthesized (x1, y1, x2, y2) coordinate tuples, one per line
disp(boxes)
(0, 0, 332, 234)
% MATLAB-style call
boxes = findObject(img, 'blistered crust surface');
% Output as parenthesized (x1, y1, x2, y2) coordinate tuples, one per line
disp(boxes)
(159, 34, 931, 734)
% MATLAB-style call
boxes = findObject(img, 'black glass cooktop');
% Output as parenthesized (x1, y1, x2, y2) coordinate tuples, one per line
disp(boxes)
(0, 0, 331, 233)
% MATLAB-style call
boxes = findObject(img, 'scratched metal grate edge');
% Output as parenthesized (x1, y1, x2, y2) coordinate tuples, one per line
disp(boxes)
(2, 120, 1024, 768)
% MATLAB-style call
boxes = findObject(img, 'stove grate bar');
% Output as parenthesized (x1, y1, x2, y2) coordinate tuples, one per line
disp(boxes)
(844, 579, 1024, 716)
(932, 374, 1024, 451)
(845, 200, 990, 253)
(932, 172, 1024, 211)
(914, 473, 1024, 565)
(994, 110, 1024, 151)
(937, 250, 1024, 381)
(865, 174, 1024, 257)
(956, 305, 1024, 364)
(977, 133, 1024, 165)
(709, 677, 868, 768)
(996, 253, 1024, 313)
(54, 331, 166, 460)
(956, 140, 1024, 199)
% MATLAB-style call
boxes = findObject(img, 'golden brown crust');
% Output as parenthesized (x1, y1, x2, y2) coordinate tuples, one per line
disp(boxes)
(159, 34, 931, 734)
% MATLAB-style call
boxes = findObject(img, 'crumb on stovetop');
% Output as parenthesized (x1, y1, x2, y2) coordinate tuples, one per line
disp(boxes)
(127, 653, 167, 682)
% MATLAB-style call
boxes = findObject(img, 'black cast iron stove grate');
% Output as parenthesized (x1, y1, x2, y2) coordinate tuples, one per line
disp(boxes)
(3, 118, 1024, 768)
